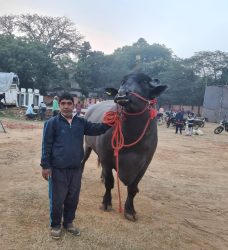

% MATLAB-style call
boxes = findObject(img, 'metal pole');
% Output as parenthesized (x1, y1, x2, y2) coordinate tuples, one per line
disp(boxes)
(0, 120, 6, 133)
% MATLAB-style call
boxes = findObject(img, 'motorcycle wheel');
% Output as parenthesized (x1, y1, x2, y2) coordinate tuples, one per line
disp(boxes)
(214, 126, 224, 134)
(200, 122, 205, 128)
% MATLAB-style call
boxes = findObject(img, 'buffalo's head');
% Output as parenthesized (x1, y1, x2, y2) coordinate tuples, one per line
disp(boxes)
(105, 73, 167, 112)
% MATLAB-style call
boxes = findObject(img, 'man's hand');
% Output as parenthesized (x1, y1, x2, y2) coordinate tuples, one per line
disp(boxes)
(42, 168, 52, 181)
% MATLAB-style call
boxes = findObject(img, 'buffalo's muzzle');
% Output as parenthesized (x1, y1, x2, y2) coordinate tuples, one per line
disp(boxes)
(114, 94, 129, 105)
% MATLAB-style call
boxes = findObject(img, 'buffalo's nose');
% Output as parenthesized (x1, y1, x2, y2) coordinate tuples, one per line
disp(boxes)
(114, 91, 129, 104)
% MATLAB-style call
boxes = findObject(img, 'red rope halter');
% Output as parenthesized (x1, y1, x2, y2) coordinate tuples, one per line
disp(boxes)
(103, 93, 157, 213)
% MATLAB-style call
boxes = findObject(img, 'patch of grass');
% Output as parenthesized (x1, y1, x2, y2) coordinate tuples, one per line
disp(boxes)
(0, 108, 26, 120)
(0, 111, 7, 117)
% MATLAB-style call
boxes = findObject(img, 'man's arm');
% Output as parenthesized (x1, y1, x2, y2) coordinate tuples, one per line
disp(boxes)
(84, 119, 111, 136)
(40, 120, 55, 179)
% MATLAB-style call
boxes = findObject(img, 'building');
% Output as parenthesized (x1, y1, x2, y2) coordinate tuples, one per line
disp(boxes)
(202, 85, 228, 122)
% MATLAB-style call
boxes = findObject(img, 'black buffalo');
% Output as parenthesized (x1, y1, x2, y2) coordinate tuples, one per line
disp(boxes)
(82, 73, 167, 221)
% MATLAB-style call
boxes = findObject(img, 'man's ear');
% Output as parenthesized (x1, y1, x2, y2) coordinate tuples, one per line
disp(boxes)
(149, 85, 168, 98)
(105, 88, 118, 97)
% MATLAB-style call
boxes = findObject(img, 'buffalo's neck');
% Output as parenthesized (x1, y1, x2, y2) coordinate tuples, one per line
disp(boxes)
(121, 111, 154, 143)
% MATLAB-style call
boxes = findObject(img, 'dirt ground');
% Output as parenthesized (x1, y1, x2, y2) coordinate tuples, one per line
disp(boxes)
(0, 118, 227, 250)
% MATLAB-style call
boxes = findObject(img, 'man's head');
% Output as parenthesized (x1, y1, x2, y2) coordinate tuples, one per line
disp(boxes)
(59, 93, 74, 118)
(31, 104, 34, 108)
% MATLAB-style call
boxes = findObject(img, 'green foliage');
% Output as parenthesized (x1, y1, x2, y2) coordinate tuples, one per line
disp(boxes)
(186, 51, 228, 85)
(0, 35, 71, 94)
(0, 14, 83, 59)
(158, 61, 204, 105)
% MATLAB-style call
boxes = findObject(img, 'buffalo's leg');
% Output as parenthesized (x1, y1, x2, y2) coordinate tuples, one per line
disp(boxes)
(124, 185, 139, 221)
(124, 162, 151, 221)
(101, 167, 114, 211)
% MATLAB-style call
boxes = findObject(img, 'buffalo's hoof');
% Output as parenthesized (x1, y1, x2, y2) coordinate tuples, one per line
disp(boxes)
(124, 212, 138, 221)
(100, 204, 112, 211)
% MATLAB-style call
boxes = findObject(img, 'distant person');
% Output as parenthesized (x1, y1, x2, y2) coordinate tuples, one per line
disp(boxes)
(87, 98, 93, 109)
(157, 106, 164, 123)
(158, 107, 164, 114)
(175, 110, 184, 134)
(96, 98, 102, 104)
(76, 101, 82, 116)
(39, 101, 47, 121)
(0, 93, 6, 108)
(186, 113, 194, 136)
(52, 96, 59, 116)
(25, 104, 37, 119)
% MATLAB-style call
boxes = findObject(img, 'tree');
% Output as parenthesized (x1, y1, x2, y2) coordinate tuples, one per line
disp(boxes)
(186, 51, 228, 85)
(0, 14, 83, 58)
(77, 41, 92, 61)
(158, 60, 204, 106)
(0, 34, 61, 93)
(0, 15, 16, 35)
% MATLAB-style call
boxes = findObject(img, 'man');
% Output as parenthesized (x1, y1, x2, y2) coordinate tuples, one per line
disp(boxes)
(52, 96, 59, 116)
(39, 101, 47, 120)
(186, 113, 194, 136)
(25, 104, 37, 119)
(75, 100, 82, 116)
(40, 93, 111, 239)
(175, 110, 185, 134)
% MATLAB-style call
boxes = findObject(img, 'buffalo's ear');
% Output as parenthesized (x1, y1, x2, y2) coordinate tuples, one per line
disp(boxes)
(105, 88, 118, 97)
(149, 85, 168, 98)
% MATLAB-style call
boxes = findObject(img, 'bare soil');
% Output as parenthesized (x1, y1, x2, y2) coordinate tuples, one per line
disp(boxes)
(0, 118, 227, 250)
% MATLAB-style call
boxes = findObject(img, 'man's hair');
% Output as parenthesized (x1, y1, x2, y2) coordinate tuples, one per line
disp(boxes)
(59, 92, 74, 104)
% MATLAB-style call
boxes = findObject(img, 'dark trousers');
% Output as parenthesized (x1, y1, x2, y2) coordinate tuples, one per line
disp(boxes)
(48, 168, 83, 228)
(26, 114, 37, 119)
(175, 123, 183, 134)
(40, 108, 46, 120)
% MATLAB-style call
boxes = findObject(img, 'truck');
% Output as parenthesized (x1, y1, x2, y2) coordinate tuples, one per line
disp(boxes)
(0, 72, 20, 108)
(0, 72, 43, 109)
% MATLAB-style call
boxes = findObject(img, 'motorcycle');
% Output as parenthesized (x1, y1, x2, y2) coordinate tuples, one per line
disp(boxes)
(194, 117, 205, 128)
(214, 120, 228, 134)
(166, 116, 176, 128)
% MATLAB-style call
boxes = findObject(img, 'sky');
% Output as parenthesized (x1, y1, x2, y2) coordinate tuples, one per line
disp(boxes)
(0, 0, 227, 58)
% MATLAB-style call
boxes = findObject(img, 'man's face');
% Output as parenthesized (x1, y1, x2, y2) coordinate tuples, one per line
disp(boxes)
(59, 99, 74, 117)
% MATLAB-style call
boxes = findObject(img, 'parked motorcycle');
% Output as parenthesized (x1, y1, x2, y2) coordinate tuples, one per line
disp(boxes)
(166, 116, 176, 128)
(194, 117, 205, 128)
(214, 120, 228, 134)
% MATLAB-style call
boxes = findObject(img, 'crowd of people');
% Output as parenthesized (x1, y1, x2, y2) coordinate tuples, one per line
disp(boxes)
(25, 99, 200, 138)
(25, 96, 98, 121)
(158, 107, 201, 136)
